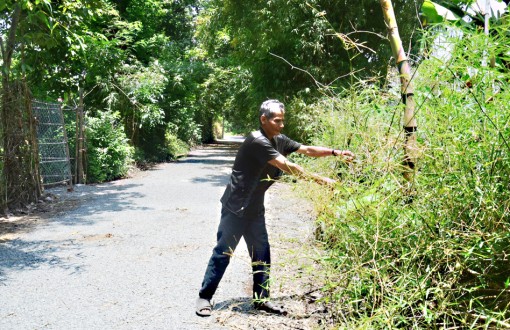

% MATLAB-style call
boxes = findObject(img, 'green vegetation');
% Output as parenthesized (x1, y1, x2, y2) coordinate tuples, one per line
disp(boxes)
(1, 0, 509, 327)
(293, 18, 510, 328)
(85, 111, 134, 183)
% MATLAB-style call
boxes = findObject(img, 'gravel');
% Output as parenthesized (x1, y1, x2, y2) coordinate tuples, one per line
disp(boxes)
(0, 143, 329, 330)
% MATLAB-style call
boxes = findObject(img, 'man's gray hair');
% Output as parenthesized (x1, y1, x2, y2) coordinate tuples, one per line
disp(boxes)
(259, 99, 285, 122)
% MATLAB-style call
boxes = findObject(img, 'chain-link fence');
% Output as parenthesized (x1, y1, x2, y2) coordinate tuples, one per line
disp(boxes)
(32, 100, 73, 188)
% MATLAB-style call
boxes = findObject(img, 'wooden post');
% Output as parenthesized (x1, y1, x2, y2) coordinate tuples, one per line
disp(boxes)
(58, 101, 74, 192)
(75, 87, 85, 184)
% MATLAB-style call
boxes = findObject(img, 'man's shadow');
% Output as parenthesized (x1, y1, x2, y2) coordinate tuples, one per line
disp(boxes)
(213, 295, 300, 315)
(214, 297, 253, 314)
(213, 292, 327, 318)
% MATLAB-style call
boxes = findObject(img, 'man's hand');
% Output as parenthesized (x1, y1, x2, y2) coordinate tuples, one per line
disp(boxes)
(336, 149, 355, 163)
(310, 174, 336, 186)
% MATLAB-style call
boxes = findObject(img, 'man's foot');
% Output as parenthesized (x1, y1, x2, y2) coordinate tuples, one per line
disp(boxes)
(196, 298, 213, 317)
(254, 301, 287, 316)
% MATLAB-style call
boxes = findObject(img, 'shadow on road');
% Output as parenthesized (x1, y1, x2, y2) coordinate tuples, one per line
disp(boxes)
(177, 144, 238, 164)
(0, 182, 149, 284)
(0, 183, 148, 236)
(176, 143, 239, 187)
(0, 142, 242, 286)
(0, 237, 84, 284)
(214, 297, 253, 314)
(53, 183, 151, 222)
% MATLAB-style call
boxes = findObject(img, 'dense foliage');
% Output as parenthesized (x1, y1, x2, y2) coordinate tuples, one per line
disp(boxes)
(293, 15, 510, 328)
(85, 111, 134, 183)
(2, 0, 510, 327)
(0, 0, 423, 186)
(197, 0, 424, 134)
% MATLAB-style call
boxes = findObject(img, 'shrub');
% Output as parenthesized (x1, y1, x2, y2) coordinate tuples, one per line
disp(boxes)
(165, 126, 189, 160)
(85, 111, 134, 183)
(291, 23, 510, 328)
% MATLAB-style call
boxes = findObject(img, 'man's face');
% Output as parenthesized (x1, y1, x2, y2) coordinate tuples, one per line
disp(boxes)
(261, 110, 285, 139)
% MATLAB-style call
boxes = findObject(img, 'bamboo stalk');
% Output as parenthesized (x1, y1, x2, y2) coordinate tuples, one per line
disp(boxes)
(380, 0, 418, 184)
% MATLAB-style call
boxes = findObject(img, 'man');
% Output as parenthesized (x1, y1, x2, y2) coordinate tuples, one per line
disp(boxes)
(196, 99, 354, 317)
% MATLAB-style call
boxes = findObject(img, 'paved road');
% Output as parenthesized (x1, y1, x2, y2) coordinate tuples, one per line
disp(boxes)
(0, 143, 254, 329)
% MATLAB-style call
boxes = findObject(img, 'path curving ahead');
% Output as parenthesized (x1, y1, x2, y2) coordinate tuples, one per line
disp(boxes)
(0, 143, 323, 330)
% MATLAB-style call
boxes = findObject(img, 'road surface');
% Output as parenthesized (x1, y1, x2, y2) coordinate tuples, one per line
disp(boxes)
(0, 143, 324, 329)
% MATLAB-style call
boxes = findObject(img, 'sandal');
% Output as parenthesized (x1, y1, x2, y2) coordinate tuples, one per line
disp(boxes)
(195, 298, 213, 317)
(254, 301, 288, 316)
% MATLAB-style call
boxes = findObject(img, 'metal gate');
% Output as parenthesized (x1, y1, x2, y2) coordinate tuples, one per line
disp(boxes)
(32, 100, 73, 188)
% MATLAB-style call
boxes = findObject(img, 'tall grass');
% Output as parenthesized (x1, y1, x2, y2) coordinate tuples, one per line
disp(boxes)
(293, 23, 510, 328)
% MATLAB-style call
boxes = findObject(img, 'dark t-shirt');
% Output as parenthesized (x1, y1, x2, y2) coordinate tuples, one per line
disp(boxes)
(220, 129, 301, 216)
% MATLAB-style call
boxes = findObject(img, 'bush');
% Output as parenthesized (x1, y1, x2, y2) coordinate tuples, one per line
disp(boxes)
(86, 111, 134, 183)
(165, 127, 189, 160)
(291, 23, 510, 328)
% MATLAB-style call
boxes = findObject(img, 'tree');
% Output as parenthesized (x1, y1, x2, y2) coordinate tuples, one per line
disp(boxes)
(0, 0, 108, 209)
(1, 2, 40, 211)
(102, 0, 205, 157)
(195, 0, 424, 133)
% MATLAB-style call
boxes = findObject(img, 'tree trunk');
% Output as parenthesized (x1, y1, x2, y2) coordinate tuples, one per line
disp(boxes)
(380, 0, 418, 185)
(1, 3, 22, 211)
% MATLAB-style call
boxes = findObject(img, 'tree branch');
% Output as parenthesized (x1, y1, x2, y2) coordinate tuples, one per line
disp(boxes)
(3, 3, 22, 81)
(268, 52, 363, 91)
(0, 35, 5, 64)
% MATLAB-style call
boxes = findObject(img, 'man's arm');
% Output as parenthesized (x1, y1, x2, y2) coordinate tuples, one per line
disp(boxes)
(296, 145, 355, 161)
(268, 155, 336, 185)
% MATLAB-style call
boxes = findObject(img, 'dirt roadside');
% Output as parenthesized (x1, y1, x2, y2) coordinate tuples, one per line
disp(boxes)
(211, 182, 334, 329)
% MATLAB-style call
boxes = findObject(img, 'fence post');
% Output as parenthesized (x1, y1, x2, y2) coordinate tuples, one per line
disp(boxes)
(58, 101, 74, 192)
(75, 87, 86, 184)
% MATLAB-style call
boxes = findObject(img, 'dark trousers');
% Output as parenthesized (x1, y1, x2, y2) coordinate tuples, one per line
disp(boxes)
(199, 207, 271, 300)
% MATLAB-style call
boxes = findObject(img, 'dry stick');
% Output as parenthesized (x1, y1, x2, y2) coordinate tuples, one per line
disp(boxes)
(269, 9, 372, 91)
(268, 52, 326, 89)
(325, 68, 365, 88)
(83, 84, 99, 99)
(328, 32, 376, 54)
(323, 16, 380, 90)
(345, 28, 386, 42)
(310, 2, 380, 56)
(268, 52, 362, 92)
(469, 313, 510, 328)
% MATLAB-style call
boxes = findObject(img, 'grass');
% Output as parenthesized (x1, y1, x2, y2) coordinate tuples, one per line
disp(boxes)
(290, 23, 510, 329)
